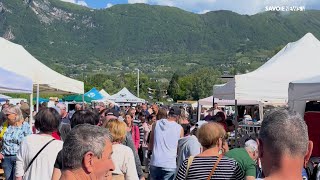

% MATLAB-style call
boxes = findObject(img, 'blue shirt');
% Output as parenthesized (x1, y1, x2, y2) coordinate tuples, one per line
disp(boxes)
(0, 122, 32, 155)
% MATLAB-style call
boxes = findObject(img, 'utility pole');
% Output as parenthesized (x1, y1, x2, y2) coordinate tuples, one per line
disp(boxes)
(137, 68, 140, 97)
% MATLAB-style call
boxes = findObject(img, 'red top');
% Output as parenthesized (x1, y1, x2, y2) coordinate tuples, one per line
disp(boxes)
(51, 131, 61, 140)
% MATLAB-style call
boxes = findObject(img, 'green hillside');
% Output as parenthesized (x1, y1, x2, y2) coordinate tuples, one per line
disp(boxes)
(1, 0, 320, 99)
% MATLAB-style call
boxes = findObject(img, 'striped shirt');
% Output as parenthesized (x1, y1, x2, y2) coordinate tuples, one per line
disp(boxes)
(133, 119, 144, 144)
(176, 156, 244, 180)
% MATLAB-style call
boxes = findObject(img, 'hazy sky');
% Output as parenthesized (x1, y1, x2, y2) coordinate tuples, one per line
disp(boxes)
(60, 0, 320, 15)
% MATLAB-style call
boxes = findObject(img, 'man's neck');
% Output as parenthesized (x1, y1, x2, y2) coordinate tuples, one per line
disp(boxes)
(264, 155, 304, 180)
(60, 169, 95, 180)
(167, 117, 176, 122)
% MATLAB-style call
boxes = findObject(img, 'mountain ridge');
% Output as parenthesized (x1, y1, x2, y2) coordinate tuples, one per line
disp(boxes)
(1, 0, 320, 78)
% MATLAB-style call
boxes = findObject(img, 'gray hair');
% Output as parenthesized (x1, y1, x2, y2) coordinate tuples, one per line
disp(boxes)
(245, 139, 258, 153)
(61, 124, 112, 170)
(5, 105, 24, 122)
(259, 108, 308, 158)
(56, 103, 66, 110)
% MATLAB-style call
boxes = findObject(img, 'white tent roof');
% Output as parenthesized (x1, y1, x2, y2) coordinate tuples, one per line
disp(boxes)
(109, 87, 145, 103)
(99, 89, 110, 98)
(199, 96, 261, 106)
(288, 75, 320, 115)
(0, 38, 84, 94)
(214, 33, 320, 104)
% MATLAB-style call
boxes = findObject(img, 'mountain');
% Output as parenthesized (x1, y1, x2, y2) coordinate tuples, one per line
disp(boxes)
(1, 0, 320, 78)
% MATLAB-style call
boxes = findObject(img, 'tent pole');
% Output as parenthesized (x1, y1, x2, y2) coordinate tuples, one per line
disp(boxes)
(212, 86, 215, 107)
(234, 99, 238, 147)
(82, 94, 85, 108)
(36, 84, 40, 112)
(137, 69, 140, 97)
(29, 92, 33, 129)
(197, 102, 201, 121)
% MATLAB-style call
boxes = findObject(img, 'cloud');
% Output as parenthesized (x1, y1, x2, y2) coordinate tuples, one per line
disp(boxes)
(60, 0, 88, 7)
(147, 0, 317, 15)
(106, 3, 113, 8)
(77, 0, 88, 6)
(128, 0, 149, 4)
(198, 9, 211, 14)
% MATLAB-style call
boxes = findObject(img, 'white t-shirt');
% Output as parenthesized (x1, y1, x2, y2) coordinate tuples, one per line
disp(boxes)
(111, 144, 138, 180)
(15, 134, 63, 180)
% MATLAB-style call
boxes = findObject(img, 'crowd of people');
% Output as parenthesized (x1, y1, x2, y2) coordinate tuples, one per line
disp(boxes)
(0, 99, 316, 180)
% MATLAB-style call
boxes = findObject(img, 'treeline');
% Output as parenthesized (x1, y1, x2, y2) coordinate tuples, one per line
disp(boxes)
(83, 67, 222, 102)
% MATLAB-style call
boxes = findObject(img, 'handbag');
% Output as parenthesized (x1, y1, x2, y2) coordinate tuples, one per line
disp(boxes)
(185, 156, 195, 179)
(207, 155, 222, 180)
(24, 139, 55, 175)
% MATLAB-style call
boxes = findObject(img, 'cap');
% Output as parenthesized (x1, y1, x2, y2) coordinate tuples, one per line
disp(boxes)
(169, 107, 181, 116)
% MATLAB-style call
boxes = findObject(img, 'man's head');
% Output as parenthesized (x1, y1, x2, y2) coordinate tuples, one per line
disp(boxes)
(258, 109, 313, 176)
(168, 106, 181, 121)
(62, 124, 114, 178)
(56, 103, 67, 117)
(213, 103, 218, 109)
(35, 108, 61, 133)
(138, 112, 147, 122)
(1, 103, 9, 112)
(75, 104, 82, 111)
(142, 104, 148, 111)
(70, 110, 100, 128)
(245, 139, 259, 161)
(99, 102, 106, 112)
(151, 104, 159, 114)
(109, 103, 114, 108)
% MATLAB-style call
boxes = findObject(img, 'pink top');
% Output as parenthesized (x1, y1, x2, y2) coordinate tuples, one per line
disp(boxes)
(142, 122, 152, 148)
(131, 125, 140, 151)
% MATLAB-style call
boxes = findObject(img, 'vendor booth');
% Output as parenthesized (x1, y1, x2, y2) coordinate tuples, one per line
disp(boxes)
(214, 33, 320, 105)
(109, 87, 145, 106)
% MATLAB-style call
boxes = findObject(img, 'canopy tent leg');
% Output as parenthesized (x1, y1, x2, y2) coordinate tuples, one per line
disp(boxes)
(259, 103, 263, 121)
(82, 94, 85, 108)
(234, 99, 239, 147)
(29, 92, 33, 129)
(36, 84, 40, 112)
(197, 102, 201, 121)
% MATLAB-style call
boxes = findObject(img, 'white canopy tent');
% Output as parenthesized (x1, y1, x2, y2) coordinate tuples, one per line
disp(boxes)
(100, 89, 110, 99)
(109, 87, 145, 104)
(288, 75, 320, 116)
(0, 37, 84, 94)
(214, 33, 320, 105)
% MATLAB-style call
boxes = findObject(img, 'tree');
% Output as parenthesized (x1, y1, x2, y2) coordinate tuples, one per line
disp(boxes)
(167, 73, 180, 101)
